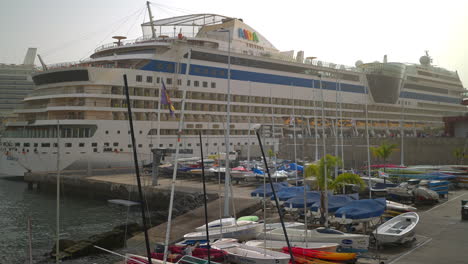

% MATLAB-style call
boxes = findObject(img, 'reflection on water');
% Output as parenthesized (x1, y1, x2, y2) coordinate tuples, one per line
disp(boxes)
(0, 177, 141, 264)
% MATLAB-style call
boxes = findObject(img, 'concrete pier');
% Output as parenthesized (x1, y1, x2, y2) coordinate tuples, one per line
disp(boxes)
(24, 171, 262, 256)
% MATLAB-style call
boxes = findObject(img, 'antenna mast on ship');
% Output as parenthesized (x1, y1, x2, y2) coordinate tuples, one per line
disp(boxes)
(146, 1, 156, 39)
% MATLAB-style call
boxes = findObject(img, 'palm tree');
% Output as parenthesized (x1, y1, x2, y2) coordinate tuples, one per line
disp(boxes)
(329, 172, 365, 194)
(370, 141, 398, 172)
(304, 154, 341, 223)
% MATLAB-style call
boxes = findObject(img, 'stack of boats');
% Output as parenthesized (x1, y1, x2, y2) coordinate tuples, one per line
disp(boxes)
(153, 158, 304, 183)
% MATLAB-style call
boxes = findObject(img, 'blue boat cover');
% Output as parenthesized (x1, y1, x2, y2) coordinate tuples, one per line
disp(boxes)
(277, 163, 304, 172)
(283, 191, 321, 208)
(272, 185, 310, 201)
(310, 193, 359, 213)
(250, 182, 288, 197)
(252, 168, 265, 175)
(334, 198, 386, 219)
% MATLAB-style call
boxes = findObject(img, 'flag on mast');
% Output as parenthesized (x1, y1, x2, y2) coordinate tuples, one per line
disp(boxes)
(161, 80, 175, 116)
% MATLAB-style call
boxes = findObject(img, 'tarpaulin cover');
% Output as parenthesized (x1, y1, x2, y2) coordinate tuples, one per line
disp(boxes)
(252, 168, 265, 175)
(283, 191, 321, 208)
(273, 186, 310, 201)
(250, 182, 288, 197)
(334, 198, 386, 219)
(309, 193, 359, 213)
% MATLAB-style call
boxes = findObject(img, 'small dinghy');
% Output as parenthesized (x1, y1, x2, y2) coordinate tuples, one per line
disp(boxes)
(259, 227, 369, 252)
(245, 240, 338, 252)
(373, 212, 419, 244)
(212, 239, 290, 264)
(195, 217, 236, 231)
(184, 223, 263, 241)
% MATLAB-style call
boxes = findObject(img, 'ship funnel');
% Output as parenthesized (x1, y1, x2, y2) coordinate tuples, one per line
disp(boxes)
(383, 54, 388, 63)
(23, 48, 37, 65)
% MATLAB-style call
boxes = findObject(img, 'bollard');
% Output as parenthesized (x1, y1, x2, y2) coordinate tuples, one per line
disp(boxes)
(151, 148, 166, 186)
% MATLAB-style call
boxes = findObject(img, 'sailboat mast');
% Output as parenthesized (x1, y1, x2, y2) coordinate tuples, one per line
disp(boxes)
(247, 82, 252, 166)
(400, 87, 405, 166)
(312, 80, 319, 161)
(319, 75, 328, 227)
(123, 75, 153, 264)
(223, 31, 232, 217)
(339, 81, 344, 167)
(146, 1, 156, 39)
(163, 49, 192, 262)
(55, 120, 60, 264)
(269, 87, 277, 164)
(291, 85, 298, 184)
(364, 85, 372, 198)
(198, 132, 211, 263)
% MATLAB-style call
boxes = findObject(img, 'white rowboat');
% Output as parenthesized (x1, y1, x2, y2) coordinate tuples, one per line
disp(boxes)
(245, 240, 339, 252)
(212, 239, 290, 264)
(373, 212, 419, 244)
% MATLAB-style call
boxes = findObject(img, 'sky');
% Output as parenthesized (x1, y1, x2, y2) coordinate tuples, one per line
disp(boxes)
(1, 0, 467, 85)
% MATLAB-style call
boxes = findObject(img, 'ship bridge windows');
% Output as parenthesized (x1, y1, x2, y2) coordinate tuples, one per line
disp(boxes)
(33, 70, 89, 85)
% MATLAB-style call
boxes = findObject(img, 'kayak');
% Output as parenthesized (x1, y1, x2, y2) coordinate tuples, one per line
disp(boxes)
(291, 254, 339, 264)
(237, 215, 259, 222)
(283, 247, 357, 261)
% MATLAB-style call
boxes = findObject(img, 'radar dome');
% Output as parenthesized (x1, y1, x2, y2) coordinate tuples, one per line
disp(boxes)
(420, 56, 431, 66)
(355, 60, 363, 67)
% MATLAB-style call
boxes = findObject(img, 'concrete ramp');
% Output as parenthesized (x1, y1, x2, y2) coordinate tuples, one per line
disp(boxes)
(126, 197, 261, 252)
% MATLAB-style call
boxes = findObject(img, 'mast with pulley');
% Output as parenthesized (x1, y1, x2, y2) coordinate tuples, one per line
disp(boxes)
(146, 1, 156, 39)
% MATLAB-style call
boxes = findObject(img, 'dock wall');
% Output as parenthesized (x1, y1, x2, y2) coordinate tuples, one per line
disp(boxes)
(277, 137, 468, 167)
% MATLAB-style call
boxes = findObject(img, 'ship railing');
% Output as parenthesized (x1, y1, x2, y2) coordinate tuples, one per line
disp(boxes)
(94, 33, 185, 53)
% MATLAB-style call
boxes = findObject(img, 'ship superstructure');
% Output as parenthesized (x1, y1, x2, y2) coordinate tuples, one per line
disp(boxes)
(0, 14, 465, 176)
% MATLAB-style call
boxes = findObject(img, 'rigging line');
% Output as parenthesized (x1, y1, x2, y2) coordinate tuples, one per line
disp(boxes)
(43, 6, 145, 57)
(126, 6, 146, 37)
(79, 6, 146, 61)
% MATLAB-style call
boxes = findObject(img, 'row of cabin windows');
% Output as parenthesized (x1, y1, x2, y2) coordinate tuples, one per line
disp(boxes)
(11, 141, 266, 150)
(135, 75, 216, 89)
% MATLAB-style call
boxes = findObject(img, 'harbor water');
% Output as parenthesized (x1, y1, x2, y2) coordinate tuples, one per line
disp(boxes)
(0, 177, 140, 264)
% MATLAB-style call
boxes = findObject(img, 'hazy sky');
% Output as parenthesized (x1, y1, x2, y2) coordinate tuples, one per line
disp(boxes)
(1, 0, 467, 85)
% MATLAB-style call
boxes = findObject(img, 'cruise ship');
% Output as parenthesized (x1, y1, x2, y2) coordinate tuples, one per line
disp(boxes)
(0, 13, 466, 176)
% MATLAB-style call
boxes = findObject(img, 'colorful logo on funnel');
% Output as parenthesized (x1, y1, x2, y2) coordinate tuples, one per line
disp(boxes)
(238, 28, 259, 42)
